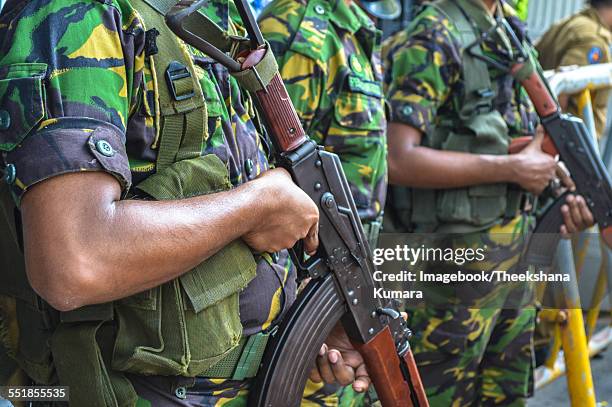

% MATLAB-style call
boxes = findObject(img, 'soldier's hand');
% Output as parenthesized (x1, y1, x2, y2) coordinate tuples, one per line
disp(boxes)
(555, 161, 575, 193)
(510, 129, 557, 195)
(309, 322, 371, 393)
(560, 194, 595, 237)
(243, 168, 319, 254)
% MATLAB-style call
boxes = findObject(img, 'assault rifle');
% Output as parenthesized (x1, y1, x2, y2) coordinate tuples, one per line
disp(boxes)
(166, 1, 428, 406)
(482, 19, 612, 267)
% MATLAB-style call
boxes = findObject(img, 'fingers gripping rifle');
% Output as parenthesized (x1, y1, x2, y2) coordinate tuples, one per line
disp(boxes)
(512, 62, 612, 266)
(475, 17, 612, 267)
(165, 1, 428, 406)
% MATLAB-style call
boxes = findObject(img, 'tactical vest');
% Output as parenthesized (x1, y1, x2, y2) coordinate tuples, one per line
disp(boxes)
(0, 1, 280, 405)
(385, 0, 524, 234)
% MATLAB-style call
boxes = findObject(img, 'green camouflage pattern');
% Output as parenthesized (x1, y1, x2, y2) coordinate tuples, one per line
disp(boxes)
(407, 217, 536, 406)
(382, 1, 538, 140)
(133, 377, 342, 406)
(0, 0, 301, 404)
(258, 0, 388, 219)
(259, 1, 386, 404)
(383, 2, 538, 404)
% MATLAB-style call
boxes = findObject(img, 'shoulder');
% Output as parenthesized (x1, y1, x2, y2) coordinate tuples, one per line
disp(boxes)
(2, 1, 141, 42)
(384, 5, 461, 64)
(6, 1, 135, 22)
(259, 0, 331, 62)
(410, 4, 459, 38)
(562, 11, 603, 39)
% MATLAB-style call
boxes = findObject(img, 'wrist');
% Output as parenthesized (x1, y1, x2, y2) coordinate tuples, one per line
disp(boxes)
(238, 176, 277, 233)
(493, 154, 520, 184)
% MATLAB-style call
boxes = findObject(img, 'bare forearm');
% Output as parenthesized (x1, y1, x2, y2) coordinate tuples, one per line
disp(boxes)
(88, 185, 260, 297)
(387, 122, 515, 188)
(22, 172, 262, 309)
(389, 146, 514, 188)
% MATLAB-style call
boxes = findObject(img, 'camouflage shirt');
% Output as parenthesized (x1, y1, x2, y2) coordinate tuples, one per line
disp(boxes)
(383, 0, 538, 140)
(0, 0, 295, 337)
(258, 0, 388, 220)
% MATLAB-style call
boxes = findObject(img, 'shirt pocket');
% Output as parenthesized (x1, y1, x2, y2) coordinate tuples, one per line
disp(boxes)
(0, 63, 48, 152)
(333, 74, 386, 132)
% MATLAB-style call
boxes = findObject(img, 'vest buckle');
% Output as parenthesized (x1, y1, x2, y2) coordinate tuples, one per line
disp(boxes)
(165, 61, 195, 101)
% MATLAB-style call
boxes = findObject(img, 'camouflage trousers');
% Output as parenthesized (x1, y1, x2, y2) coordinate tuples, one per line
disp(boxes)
(131, 375, 342, 406)
(408, 217, 536, 407)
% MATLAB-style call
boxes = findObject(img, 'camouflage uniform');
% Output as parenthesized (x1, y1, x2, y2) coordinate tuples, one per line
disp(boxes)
(0, 1, 298, 405)
(258, 0, 388, 223)
(383, 1, 538, 405)
(258, 0, 387, 404)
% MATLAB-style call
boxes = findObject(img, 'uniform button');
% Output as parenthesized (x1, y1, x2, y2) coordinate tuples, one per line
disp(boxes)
(314, 4, 325, 14)
(349, 55, 362, 74)
(175, 386, 187, 400)
(402, 105, 413, 116)
(3, 164, 16, 185)
(245, 158, 254, 177)
(96, 140, 115, 157)
(0, 110, 10, 130)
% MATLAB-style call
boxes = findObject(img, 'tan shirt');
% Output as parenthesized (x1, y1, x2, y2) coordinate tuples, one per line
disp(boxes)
(536, 7, 612, 136)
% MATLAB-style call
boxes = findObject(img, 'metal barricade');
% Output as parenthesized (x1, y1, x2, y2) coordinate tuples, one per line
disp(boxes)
(533, 63, 612, 406)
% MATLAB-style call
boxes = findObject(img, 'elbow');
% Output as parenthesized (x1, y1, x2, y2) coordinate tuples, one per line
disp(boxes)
(27, 250, 101, 312)
(387, 122, 422, 186)
(387, 147, 417, 186)
(387, 153, 403, 186)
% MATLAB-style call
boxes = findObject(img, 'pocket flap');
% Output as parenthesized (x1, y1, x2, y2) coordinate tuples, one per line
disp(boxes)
(0, 63, 48, 152)
(463, 110, 509, 155)
(334, 80, 385, 131)
(180, 240, 256, 313)
(136, 154, 257, 313)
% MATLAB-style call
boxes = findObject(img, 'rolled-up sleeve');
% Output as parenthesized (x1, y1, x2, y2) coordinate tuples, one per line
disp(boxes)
(0, 1, 138, 205)
(4, 120, 131, 204)
(383, 9, 462, 135)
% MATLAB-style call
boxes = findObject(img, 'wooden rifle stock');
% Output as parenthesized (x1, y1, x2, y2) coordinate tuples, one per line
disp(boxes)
(354, 327, 428, 407)
(508, 136, 558, 156)
(241, 51, 307, 152)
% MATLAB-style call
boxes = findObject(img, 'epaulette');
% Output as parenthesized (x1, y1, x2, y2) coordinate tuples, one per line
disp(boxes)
(287, 0, 331, 62)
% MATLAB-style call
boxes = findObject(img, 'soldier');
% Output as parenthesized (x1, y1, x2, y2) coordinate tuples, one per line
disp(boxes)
(383, 0, 594, 405)
(0, 1, 373, 406)
(537, 0, 612, 137)
(258, 0, 397, 404)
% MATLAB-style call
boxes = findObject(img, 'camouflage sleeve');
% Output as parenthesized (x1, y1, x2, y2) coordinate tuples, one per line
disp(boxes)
(383, 8, 462, 135)
(0, 1, 139, 205)
(258, 0, 325, 136)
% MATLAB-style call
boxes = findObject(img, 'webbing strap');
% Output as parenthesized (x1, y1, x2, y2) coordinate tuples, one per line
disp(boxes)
(512, 54, 536, 82)
(202, 331, 272, 380)
(158, 115, 185, 169)
(134, 0, 207, 171)
(231, 44, 279, 92)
